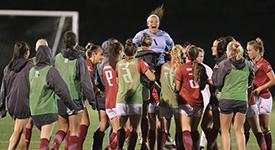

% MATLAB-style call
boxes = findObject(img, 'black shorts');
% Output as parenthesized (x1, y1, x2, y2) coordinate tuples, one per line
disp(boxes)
(32, 113, 58, 129)
(219, 99, 247, 114)
(58, 99, 84, 117)
(95, 96, 106, 110)
(7, 100, 31, 120)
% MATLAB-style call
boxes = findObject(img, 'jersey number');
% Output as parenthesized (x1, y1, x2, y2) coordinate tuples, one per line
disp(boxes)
(105, 70, 113, 86)
(122, 66, 133, 83)
(189, 80, 199, 89)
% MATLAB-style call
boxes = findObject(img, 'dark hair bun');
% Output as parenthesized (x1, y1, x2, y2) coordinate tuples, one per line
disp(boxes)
(125, 38, 133, 45)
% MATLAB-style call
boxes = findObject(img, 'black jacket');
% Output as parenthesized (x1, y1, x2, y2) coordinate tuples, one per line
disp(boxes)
(0, 58, 33, 119)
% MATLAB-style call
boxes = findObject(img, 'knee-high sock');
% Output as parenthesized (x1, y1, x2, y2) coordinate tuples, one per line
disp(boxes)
(110, 132, 118, 150)
(39, 138, 49, 150)
(191, 130, 200, 150)
(117, 128, 126, 150)
(68, 136, 78, 150)
(207, 128, 219, 150)
(182, 131, 192, 150)
(25, 127, 32, 150)
(264, 131, 272, 150)
(92, 128, 105, 150)
(245, 131, 250, 145)
(148, 129, 156, 150)
(203, 128, 211, 141)
(125, 128, 131, 140)
(128, 131, 138, 150)
(157, 129, 162, 150)
(141, 117, 148, 144)
(175, 132, 183, 150)
(64, 130, 70, 150)
(255, 132, 267, 150)
(52, 130, 66, 150)
(77, 125, 88, 150)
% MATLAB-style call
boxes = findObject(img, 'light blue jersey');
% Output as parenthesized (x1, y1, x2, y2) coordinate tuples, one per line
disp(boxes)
(133, 29, 174, 65)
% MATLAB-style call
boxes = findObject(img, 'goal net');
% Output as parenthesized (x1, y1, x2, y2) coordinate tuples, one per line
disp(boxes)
(0, 9, 78, 80)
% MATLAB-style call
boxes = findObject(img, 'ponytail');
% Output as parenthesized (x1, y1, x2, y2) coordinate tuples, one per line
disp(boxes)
(227, 41, 244, 60)
(186, 45, 205, 87)
(85, 42, 102, 59)
(109, 42, 123, 70)
(8, 41, 30, 69)
(124, 38, 137, 57)
(171, 44, 183, 67)
(247, 37, 264, 56)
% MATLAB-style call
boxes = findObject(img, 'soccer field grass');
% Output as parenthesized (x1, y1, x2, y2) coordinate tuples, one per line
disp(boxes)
(0, 109, 274, 150)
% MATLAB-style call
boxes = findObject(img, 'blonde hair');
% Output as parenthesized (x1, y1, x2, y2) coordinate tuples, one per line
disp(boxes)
(35, 39, 48, 51)
(85, 42, 102, 59)
(247, 37, 264, 56)
(147, 14, 160, 27)
(198, 47, 204, 54)
(226, 41, 244, 60)
(171, 44, 183, 67)
(147, 4, 164, 26)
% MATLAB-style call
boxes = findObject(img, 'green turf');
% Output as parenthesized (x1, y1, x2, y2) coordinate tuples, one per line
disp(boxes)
(0, 109, 274, 150)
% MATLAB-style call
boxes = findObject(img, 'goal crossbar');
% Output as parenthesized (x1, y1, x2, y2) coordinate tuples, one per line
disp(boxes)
(0, 9, 79, 35)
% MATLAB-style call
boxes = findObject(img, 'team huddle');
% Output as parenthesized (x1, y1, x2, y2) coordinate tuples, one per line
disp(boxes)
(0, 6, 275, 150)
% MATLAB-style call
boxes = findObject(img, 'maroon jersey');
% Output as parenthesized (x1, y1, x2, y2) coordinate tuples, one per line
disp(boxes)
(103, 64, 118, 109)
(253, 58, 273, 99)
(175, 62, 203, 107)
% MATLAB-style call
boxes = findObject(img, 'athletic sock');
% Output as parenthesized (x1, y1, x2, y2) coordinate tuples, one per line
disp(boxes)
(40, 138, 49, 150)
(68, 136, 78, 150)
(128, 131, 138, 150)
(25, 127, 32, 149)
(148, 129, 156, 150)
(191, 130, 200, 150)
(110, 132, 118, 150)
(207, 128, 219, 150)
(141, 117, 148, 144)
(244, 131, 250, 145)
(64, 130, 70, 150)
(157, 129, 162, 150)
(175, 132, 183, 150)
(77, 125, 88, 150)
(256, 132, 267, 150)
(92, 128, 105, 150)
(182, 130, 192, 150)
(264, 131, 272, 150)
(117, 128, 126, 150)
(51, 130, 66, 150)
(125, 128, 131, 139)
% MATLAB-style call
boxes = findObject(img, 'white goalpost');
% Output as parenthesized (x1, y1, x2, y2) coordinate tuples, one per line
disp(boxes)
(0, 9, 79, 56)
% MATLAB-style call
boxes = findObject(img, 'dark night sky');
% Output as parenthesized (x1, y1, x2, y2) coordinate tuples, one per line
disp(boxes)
(1, 0, 275, 92)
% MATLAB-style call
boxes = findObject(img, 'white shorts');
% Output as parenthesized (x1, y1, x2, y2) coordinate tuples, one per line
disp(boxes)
(256, 96, 273, 115)
(106, 108, 118, 119)
(148, 102, 157, 113)
(201, 85, 211, 111)
(158, 106, 180, 119)
(179, 104, 203, 117)
(246, 104, 259, 118)
(116, 103, 142, 116)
